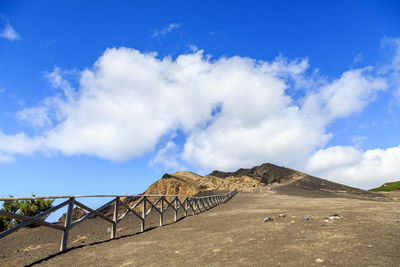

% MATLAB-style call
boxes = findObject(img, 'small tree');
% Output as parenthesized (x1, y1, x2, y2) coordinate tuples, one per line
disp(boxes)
(18, 197, 54, 218)
(0, 195, 54, 231)
(0, 197, 20, 231)
(0, 216, 8, 232)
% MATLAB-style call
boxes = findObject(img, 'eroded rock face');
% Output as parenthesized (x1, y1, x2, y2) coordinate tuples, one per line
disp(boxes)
(58, 207, 87, 223)
(144, 176, 200, 196)
(208, 163, 302, 184)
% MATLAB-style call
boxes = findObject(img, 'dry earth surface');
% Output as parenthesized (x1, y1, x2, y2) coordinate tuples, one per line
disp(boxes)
(1, 186, 399, 266)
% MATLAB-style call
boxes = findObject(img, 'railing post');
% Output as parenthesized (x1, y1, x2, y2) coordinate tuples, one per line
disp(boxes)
(174, 197, 178, 222)
(141, 196, 146, 232)
(160, 196, 164, 226)
(184, 197, 188, 217)
(191, 198, 196, 215)
(60, 197, 75, 252)
(111, 197, 119, 239)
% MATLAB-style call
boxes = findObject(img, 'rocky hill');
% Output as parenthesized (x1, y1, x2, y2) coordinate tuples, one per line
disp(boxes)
(96, 162, 387, 218)
(144, 163, 306, 196)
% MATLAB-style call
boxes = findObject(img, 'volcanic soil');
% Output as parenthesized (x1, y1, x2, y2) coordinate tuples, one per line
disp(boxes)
(1, 183, 399, 266)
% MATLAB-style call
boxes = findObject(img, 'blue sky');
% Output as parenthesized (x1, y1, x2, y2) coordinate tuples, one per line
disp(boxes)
(1, 0, 400, 199)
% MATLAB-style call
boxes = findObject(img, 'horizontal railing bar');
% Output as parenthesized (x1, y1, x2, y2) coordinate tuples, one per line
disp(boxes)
(0, 193, 231, 201)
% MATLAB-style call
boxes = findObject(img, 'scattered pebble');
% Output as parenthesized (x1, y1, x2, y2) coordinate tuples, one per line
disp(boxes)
(368, 244, 374, 248)
(324, 214, 343, 223)
(315, 258, 324, 263)
(264, 216, 274, 222)
(303, 214, 311, 221)
(279, 213, 286, 217)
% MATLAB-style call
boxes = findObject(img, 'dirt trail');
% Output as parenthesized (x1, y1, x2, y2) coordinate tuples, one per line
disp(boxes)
(2, 190, 399, 266)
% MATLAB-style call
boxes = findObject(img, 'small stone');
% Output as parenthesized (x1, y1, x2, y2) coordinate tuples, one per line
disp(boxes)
(264, 216, 274, 222)
(315, 258, 324, 263)
(368, 244, 374, 248)
(279, 213, 286, 217)
(325, 214, 343, 222)
(303, 214, 310, 220)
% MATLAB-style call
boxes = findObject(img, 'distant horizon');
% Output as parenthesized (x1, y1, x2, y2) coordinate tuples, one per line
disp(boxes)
(1, 0, 400, 198)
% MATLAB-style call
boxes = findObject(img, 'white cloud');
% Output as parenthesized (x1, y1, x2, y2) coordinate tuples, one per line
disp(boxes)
(150, 141, 186, 171)
(305, 146, 400, 189)
(0, 132, 43, 156)
(0, 152, 14, 163)
(302, 68, 387, 122)
(152, 23, 181, 37)
(0, 41, 398, 188)
(17, 107, 52, 127)
(0, 20, 20, 41)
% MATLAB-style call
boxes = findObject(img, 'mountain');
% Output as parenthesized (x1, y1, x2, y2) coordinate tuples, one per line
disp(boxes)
(96, 163, 387, 218)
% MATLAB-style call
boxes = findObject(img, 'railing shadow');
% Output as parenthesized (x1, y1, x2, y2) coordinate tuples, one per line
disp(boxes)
(26, 216, 187, 267)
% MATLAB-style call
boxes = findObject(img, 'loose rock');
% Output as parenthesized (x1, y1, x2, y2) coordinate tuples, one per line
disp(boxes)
(324, 214, 343, 223)
(264, 216, 274, 222)
(279, 213, 286, 217)
(303, 214, 310, 220)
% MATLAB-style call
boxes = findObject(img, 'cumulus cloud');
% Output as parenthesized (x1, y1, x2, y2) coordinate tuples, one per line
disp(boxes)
(152, 23, 181, 37)
(150, 141, 186, 171)
(305, 146, 400, 189)
(302, 68, 387, 121)
(0, 132, 43, 162)
(0, 18, 20, 41)
(0, 41, 398, 188)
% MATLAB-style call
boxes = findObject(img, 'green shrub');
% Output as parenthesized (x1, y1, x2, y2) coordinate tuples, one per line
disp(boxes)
(18, 197, 54, 218)
(0, 197, 20, 232)
(0, 195, 54, 231)
(370, 181, 400, 192)
(0, 216, 8, 232)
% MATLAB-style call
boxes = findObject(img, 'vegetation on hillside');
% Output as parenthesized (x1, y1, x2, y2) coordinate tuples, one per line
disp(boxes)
(0, 196, 54, 232)
(369, 181, 400, 192)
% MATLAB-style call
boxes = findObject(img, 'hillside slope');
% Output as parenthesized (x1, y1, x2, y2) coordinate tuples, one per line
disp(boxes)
(100, 163, 387, 217)
(370, 181, 400, 192)
(143, 162, 388, 199)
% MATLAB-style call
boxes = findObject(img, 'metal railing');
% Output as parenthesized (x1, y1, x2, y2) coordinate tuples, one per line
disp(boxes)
(0, 189, 237, 252)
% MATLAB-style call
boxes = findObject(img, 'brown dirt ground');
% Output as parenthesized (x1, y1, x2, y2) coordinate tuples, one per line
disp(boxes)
(1, 188, 399, 266)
